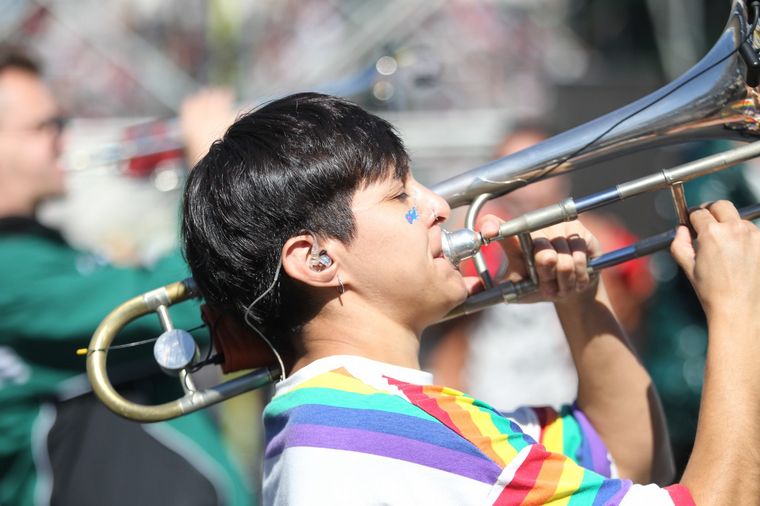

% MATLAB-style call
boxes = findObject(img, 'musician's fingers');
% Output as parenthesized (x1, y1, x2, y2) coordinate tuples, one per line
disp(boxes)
(670, 225, 696, 284)
(500, 235, 526, 281)
(568, 234, 590, 291)
(532, 236, 559, 297)
(476, 214, 501, 242)
(704, 199, 742, 223)
(550, 236, 576, 296)
(180, 87, 236, 165)
(476, 214, 526, 277)
(462, 275, 485, 296)
(688, 207, 718, 234)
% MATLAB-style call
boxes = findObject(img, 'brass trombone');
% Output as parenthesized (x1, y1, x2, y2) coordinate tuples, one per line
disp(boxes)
(84, 0, 760, 422)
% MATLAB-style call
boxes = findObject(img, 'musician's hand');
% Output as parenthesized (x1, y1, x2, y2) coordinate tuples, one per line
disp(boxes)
(671, 200, 760, 322)
(476, 215, 602, 302)
(180, 88, 236, 166)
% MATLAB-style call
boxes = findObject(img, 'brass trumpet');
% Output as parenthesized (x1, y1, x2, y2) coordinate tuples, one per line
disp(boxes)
(84, 0, 760, 422)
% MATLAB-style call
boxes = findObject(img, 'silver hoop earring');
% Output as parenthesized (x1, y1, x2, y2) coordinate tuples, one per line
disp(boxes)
(337, 274, 345, 295)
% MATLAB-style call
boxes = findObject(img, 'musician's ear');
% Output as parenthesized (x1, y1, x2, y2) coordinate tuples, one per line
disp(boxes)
(282, 233, 340, 288)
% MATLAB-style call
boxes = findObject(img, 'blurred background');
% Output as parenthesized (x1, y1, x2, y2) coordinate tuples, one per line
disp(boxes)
(2, 0, 746, 490)
(0, 0, 728, 257)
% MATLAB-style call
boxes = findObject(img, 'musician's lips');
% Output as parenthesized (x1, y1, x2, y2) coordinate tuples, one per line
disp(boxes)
(431, 236, 450, 264)
(433, 235, 460, 271)
(433, 248, 460, 271)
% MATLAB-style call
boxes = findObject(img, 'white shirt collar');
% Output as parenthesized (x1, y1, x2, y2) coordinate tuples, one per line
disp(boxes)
(274, 355, 433, 397)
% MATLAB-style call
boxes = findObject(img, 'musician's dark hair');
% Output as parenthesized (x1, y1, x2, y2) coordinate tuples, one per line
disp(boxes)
(182, 92, 409, 349)
(0, 45, 41, 76)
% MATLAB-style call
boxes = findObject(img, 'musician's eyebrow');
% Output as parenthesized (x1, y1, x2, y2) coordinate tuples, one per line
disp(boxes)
(384, 180, 407, 198)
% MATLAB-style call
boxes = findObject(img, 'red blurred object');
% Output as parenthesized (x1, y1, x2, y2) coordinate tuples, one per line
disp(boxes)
(459, 242, 506, 279)
(125, 149, 184, 177)
(122, 120, 184, 178)
(583, 215, 655, 299)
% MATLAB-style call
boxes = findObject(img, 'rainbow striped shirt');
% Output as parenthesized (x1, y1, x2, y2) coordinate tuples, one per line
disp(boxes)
(263, 355, 693, 505)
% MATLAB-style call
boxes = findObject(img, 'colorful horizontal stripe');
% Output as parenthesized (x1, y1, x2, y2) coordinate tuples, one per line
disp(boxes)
(267, 422, 500, 483)
(289, 367, 378, 395)
(385, 377, 536, 468)
(386, 376, 636, 505)
(264, 362, 694, 506)
(265, 403, 490, 462)
(264, 369, 503, 484)
(665, 485, 697, 506)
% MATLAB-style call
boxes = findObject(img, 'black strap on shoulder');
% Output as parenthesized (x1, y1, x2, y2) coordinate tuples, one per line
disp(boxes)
(0, 216, 67, 244)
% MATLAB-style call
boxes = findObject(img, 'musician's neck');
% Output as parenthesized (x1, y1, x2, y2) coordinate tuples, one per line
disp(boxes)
(290, 297, 422, 375)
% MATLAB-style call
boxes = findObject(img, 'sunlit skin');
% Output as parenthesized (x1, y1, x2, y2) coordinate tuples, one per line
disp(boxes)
(283, 174, 479, 372)
(0, 68, 65, 216)
(341, 175, 479, 328)
(672, 202, 760, 504)
(282, 171, 605, 373)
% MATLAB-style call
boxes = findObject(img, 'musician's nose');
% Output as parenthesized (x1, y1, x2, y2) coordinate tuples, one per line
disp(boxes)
(410, 179, 449, 226)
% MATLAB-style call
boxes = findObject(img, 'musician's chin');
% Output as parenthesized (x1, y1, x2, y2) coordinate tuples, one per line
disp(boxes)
(438, 270, 477, 313)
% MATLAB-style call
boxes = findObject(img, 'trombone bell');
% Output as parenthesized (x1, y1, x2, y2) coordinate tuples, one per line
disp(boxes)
(432, 0, 760, 208)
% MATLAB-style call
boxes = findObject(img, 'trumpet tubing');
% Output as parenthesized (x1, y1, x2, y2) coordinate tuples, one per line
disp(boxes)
(84, 0, 760, 422)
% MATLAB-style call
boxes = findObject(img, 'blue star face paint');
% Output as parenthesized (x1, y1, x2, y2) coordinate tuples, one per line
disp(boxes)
(405, 206, 419, 224)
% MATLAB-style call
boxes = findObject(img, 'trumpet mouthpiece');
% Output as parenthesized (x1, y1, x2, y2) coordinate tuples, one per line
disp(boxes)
(442, 228, 484, 265)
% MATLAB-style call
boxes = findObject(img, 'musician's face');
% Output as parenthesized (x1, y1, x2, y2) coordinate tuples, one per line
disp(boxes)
(337, 173, 469, 331)
(0, 69, 65, 210)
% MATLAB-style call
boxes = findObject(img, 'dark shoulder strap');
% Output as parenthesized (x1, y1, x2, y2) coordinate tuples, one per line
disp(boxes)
(0, 216, 67, 244)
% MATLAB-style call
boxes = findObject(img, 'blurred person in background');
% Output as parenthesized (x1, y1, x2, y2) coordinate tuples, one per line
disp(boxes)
(425, 124, 654, 409)
(0, 46, 252, 506)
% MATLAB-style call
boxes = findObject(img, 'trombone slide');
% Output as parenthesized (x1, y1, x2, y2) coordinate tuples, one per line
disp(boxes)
(495, 140, 760, 240)
(444, 202, 760, 321)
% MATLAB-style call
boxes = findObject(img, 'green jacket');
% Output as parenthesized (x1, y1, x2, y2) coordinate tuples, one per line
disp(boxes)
(0, 217, 252, 506)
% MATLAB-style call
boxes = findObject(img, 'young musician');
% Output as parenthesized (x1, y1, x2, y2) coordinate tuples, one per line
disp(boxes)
(183, 92, 760, 505)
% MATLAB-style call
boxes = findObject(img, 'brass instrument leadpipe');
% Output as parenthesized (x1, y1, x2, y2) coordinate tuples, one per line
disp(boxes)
(442, 202, 760, 321)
